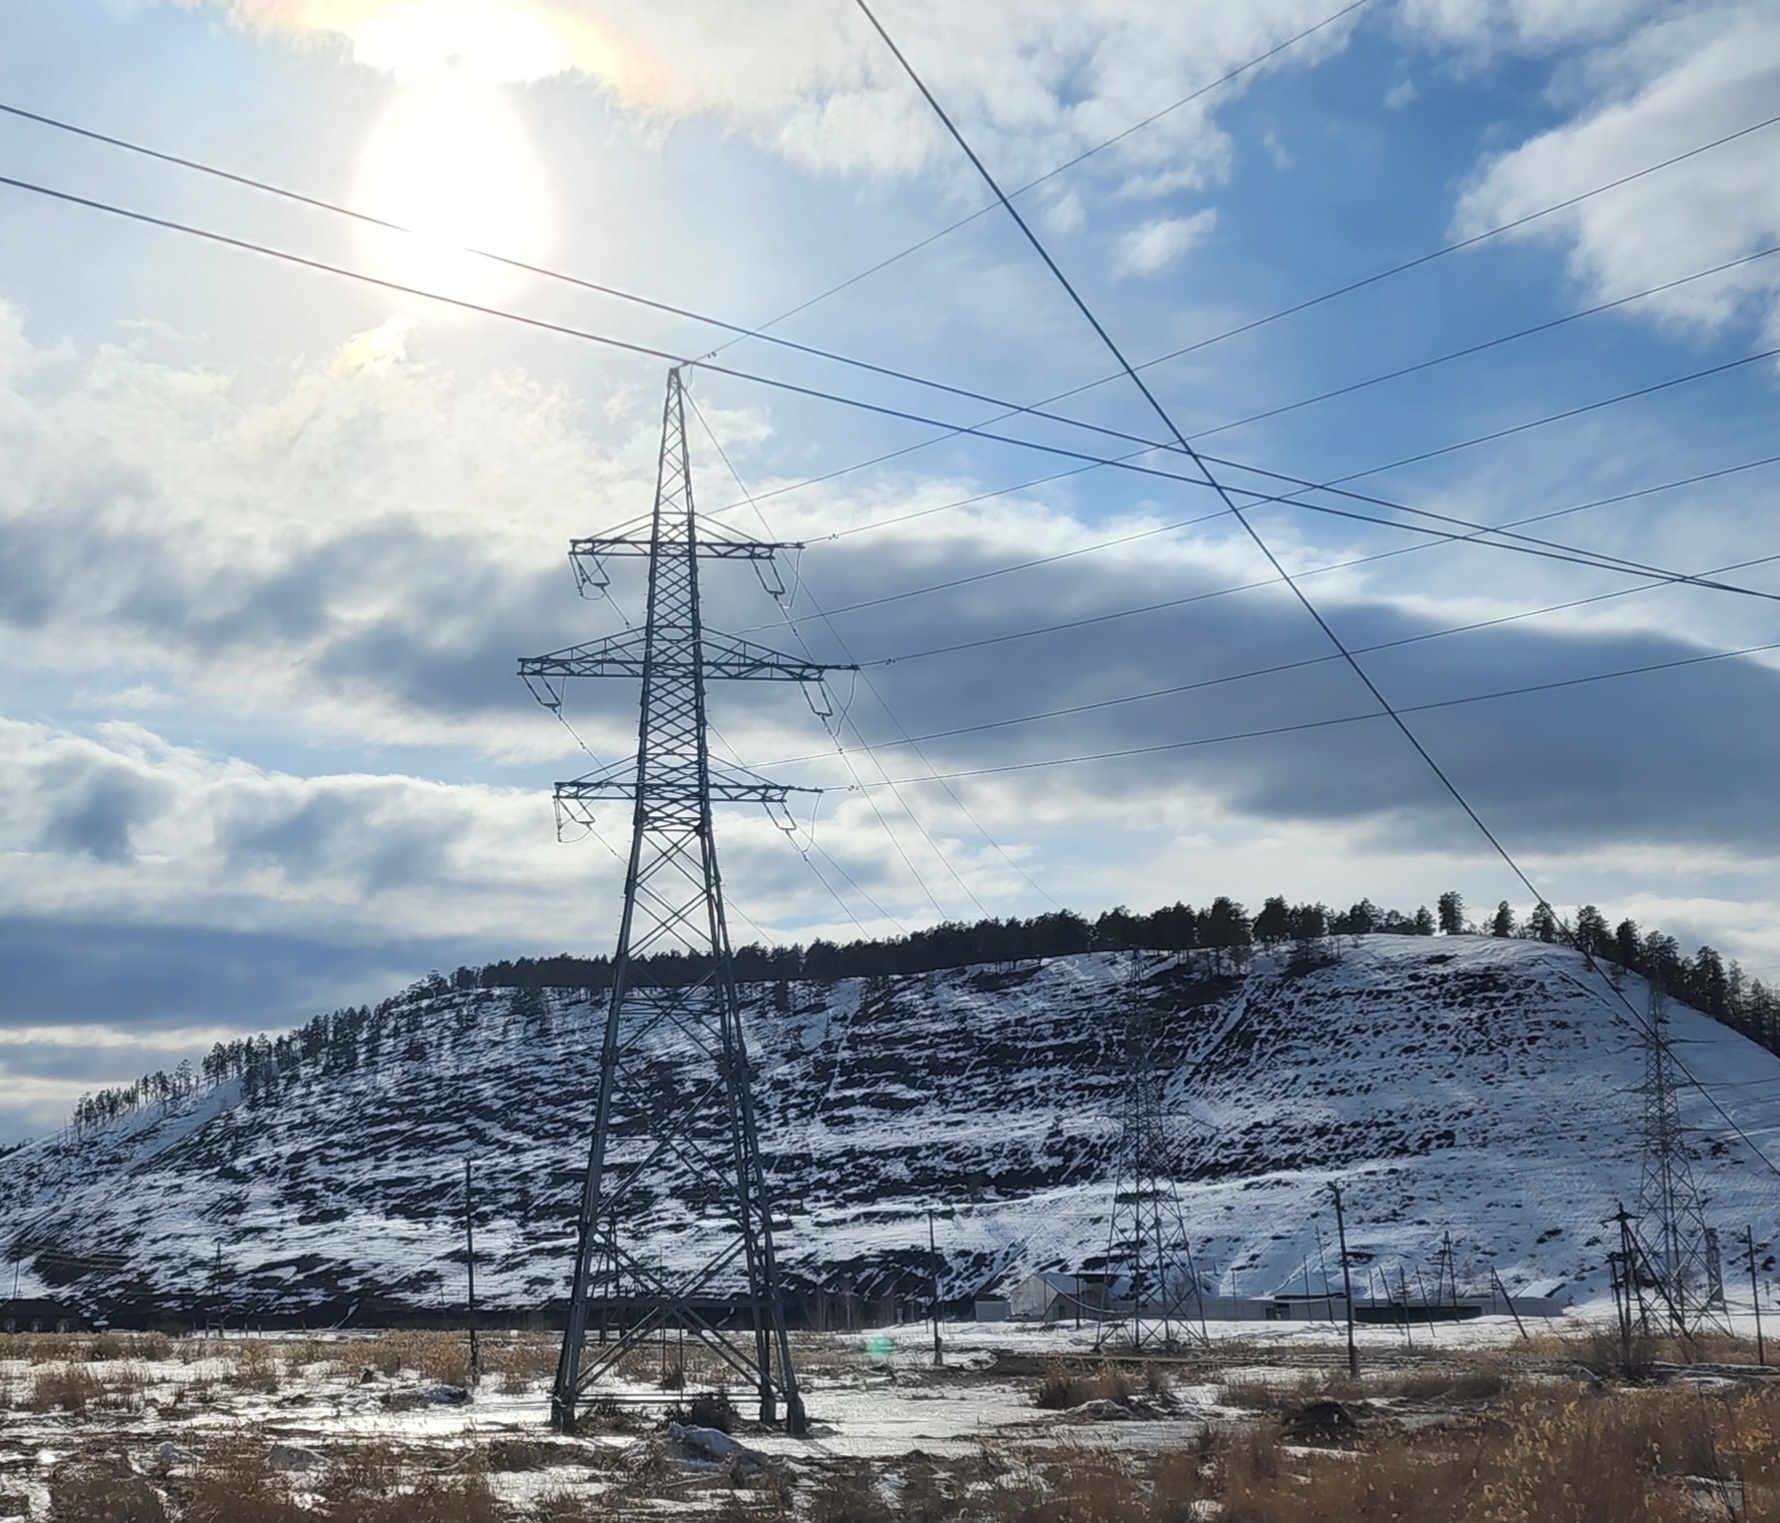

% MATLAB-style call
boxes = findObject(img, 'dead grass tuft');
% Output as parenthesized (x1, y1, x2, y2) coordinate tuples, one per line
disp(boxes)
(29, 1362, 146, 1414)
(1033, 1359, 1134, 1410)
(48, 1455, 166, 1523)
(225, 1339, 281, 1394)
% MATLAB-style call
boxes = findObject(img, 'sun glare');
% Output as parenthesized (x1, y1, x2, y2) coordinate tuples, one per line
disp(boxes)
(351, 71, 554, 304)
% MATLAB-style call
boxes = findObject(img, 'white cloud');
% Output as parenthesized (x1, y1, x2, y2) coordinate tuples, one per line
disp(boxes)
(1399, 0, 1661, 60)
(1042, 187, 1086, 235)
(170, 0, 1365, 191)
(1384, 78, 1417, 109)
(1453, 2, 1780, 338)
(1112, 209, 1217, 277)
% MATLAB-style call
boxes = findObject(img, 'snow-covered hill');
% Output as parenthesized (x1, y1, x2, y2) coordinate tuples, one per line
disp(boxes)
(5, 935, 1779, 1323)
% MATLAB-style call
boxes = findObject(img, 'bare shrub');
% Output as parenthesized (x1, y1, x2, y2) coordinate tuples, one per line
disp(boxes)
(806, 1464, 894, 1523)
(481, 1334, 557, 1395)
(351, 1470, 504, 1523)
(227, 1340, 280, 1394)
(533, 1488, 602, 1523)
(174, 1444, 308, 1523)
(48, 1456, 166, 1523)
(687, 1389, 736, 1432)
(386, 1331, 472, 1387)
(1033, 1359, 1133, 1410)
(30, 1364, 109, 1413)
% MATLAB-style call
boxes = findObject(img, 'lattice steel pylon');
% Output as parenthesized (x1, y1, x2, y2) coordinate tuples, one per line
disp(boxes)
(519, 368, 849, 1434)
(1096, 966, 1205, 1351)
(1634, 980, 1728, 1334)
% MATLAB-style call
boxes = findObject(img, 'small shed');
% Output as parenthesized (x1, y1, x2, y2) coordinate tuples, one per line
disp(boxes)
(1500, 1279, 1572, 1317)
(1008, 1272, 1113, 1323)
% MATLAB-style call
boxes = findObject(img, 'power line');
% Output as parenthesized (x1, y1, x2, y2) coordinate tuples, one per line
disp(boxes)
(730, 434, 1780, 650)
(1033, 108, 1780, 407)
(1186, 242, 1780, 444)
(697, 106, 1780, 517)
(868, 479, 1780, 667)
(754, 449, 1780, 677)
(684, 385, 1015, 917)
(702, 0, 1377, 356)
(677, 401, 970, 922)
(858, 0, 1780, 1185)
(769, 546, 1780, 764)
(829, 634, 1780, 789)
(4, 166, 1771, 616)
(852, 0, 1602, 916)
(0, 97, 1175, 457)
(4, 150, 1773, 612)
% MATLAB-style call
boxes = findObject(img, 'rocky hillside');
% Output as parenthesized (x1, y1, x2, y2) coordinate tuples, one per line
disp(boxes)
(3, 936, 1777, 1324)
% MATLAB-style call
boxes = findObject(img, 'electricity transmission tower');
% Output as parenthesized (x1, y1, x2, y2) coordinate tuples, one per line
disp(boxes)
(519, 367, 847, 1434)
(1634, 981, 1727, 1334)
(1096, 967, 1204, 1350)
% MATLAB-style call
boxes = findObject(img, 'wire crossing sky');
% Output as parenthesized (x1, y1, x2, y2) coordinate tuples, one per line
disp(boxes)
(0, 0, 1777, 1139)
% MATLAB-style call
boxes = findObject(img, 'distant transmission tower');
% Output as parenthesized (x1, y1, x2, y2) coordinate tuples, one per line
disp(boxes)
(1097, 966, 1204, 1350)
(519, 368, 848, 1434)
(1634, 981, 1728, 1334)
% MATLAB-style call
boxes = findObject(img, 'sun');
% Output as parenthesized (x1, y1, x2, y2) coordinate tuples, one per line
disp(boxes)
(351, 70, 554, 304)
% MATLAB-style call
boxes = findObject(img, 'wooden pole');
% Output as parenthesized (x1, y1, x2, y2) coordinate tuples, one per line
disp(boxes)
(1489, 1266, 1528, 1342)
(928, 1209, 943, 1367)
(464, 1159, 480, 1388)
(1747, 1226, 1765, 1367)
(1329, 1183, 1360, 1380)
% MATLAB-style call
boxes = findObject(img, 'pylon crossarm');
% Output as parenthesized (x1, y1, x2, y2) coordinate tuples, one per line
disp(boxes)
(521, 630, 845, 685)
(572, 534, 803, 561)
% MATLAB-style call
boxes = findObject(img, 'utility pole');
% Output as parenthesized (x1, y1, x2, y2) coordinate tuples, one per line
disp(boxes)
(1329, 1182, 1359, 1380)
(1747, 1226, 1765, 1366)
(927, 1209, 943, 1368)
(1489, 1265, 1528, 1342)
(521, 368, 848, 1435)
(464, 1159, 480, 1388)
(1612, 1203, 1647, 1363)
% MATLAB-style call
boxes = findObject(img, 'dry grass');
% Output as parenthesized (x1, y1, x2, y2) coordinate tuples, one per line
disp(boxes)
(1530, 1324, 1776, 1375)
(169, 1438, 507, 1523)
(1032, 1359, 1134, 1410)
(1219, 1361, 1509, 1412)
(48, 1454, 166, 1523)
(226, 1339, 281, 1394)
(28, 1361, 149, 1414)
(2, 1331, 172, 1365)
(1050, 1383, 1780, 1523)
(479, 1333, 558, 1394)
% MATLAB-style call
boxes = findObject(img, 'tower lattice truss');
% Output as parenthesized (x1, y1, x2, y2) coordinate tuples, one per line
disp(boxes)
(1634, 982, 1727, 1334)
(1097, 976, 1205, 1351)
(519, 368, 849, 1434)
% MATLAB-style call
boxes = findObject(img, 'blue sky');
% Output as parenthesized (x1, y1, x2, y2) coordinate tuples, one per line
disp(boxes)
(0, 0, 1778, 1138)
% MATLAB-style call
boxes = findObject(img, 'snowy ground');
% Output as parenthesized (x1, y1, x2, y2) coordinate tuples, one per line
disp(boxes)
(6, 1309, 1770, 1520)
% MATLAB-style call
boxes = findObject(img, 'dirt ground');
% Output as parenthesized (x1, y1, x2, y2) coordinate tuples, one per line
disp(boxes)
(3, 1316, 1778, 1520)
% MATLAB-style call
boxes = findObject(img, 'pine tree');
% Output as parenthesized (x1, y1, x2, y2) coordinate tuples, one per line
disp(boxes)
(1436, 891, 1466, 936)
(1489, 900, 1516, 938)
(1253, 896, 1291, 949)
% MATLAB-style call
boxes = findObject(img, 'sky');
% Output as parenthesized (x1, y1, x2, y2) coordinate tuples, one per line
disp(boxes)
(0, 0, 1778, 1138)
